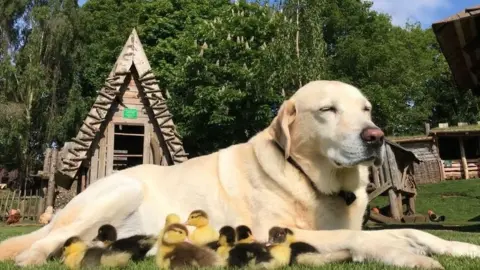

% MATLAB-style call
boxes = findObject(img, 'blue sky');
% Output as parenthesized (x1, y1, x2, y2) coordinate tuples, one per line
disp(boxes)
(77, 0, 478, 28)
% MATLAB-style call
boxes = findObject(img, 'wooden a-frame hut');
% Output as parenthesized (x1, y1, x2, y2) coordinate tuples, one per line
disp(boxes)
(54, 29, 188, 191)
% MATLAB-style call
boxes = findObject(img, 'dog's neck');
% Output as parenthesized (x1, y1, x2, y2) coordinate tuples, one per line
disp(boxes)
(271, 141, 360, 206)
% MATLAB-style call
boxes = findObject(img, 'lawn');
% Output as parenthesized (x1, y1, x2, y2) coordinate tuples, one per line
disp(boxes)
(0, 179, 479, 269)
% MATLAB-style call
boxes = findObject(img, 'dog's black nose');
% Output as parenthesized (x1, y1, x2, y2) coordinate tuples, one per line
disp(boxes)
(360, 127, 384, 146)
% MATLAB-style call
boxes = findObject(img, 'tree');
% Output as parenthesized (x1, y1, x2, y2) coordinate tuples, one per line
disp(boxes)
(0, 0, 83, 180)
(139, 0, 288, 155)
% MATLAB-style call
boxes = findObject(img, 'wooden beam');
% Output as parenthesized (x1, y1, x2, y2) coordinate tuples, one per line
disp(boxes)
(454, 19, 479, 86)
(368, 182, 392, 202)
(458, 137, 469, 179)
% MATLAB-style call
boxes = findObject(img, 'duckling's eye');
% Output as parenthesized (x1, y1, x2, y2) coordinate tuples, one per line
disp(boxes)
(363, 106, 371, 112)
(319, 106, 337, 113)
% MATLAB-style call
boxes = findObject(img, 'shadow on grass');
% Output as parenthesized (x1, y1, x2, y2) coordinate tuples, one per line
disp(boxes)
(468, 215, 480, 222)
(366, 223, 480, 232)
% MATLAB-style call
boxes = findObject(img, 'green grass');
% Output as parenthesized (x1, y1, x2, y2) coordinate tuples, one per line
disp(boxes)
(0, 180, 479, 269)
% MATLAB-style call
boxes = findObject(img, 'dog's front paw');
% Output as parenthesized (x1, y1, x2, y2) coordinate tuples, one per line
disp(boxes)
(15, 249, 47, 267)
(407, 255, 444, 270)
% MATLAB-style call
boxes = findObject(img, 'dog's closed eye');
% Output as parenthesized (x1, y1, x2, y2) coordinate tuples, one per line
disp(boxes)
(319, 106, 337, 113)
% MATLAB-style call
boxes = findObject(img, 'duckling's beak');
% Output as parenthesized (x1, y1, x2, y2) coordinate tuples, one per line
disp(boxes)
(184, 238, 192, 244)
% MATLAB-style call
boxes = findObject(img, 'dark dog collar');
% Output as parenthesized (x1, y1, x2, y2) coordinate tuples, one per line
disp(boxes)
(273, 142, 357, 206)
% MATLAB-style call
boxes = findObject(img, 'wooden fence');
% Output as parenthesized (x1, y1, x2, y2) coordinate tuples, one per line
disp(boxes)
(442, 159, 480, 179)
(0, 189, 44, 222)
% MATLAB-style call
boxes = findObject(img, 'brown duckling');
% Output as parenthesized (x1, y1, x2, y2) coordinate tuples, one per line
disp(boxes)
(156, 223, 222, 269)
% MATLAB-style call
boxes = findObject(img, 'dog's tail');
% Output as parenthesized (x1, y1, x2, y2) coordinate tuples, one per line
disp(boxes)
(0, 222, 53, 261)
(295, 250, 352, 266)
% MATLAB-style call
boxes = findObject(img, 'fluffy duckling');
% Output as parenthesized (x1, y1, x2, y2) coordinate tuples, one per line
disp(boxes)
(62, 236, 131, 269)
(204, 225, 236, 262)
(156, 223, 222, 269)
(268, 226, 352, 267)
(184, 210, 219, 246)
(93, 224, 156, 261)
(235, 225, 256, 244)
(227, 225, 272, 268)
(159, 213, 182, 238)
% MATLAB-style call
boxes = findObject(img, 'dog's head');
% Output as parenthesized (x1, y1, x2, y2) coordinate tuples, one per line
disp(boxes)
(269, 80, 385, 170)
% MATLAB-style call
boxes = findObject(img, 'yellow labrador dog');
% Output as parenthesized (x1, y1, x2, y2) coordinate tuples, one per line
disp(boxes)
(0, 81, 479, 269)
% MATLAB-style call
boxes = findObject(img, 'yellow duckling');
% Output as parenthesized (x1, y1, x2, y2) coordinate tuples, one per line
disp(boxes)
(62, 236, 131, 269)
(159, 213, 182, 239)
(184, 210, 219, 246)
(156, 223, 222, 269)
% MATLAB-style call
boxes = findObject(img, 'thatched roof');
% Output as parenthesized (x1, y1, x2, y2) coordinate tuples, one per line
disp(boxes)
(387, 135, 433, 143)
(386, 139, 421, 164)
(430, 124, 480, 135)
(432, 5, 480, 91)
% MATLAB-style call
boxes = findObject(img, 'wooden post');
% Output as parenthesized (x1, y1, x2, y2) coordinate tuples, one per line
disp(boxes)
(372, 167, 380, 187)
(81, 169, 87, 192)
(408, 195, 416, 214)
(397, 193, 403, 216)
(424, 123, 430, 135)
(458, 137, 469, 179)
(46, 147, 58, 208)
(388, 189, 401, 220)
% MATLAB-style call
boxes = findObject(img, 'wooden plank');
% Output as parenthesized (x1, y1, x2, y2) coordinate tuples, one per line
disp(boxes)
(458, 137, 469, 179)
(114, 132, 144, 137)
(143, 124, 150, 164)
(369, 211, 399, 224)
(98, 133, 107, 179)
(81, 169, 87, 192)
(90, 141, 99, 184)
(368, 182, 392, 202)
(106, 123, 114, 176)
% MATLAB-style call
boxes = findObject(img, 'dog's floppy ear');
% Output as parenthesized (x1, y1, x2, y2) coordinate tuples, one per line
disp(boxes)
(269, 99, 296, 159)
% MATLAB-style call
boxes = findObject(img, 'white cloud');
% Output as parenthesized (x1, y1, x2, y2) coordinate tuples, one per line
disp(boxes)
(368, 0, 452, 27)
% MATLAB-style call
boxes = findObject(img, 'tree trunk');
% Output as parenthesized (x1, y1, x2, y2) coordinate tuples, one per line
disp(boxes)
(46, 147, 58, 207)
(295, 0, 302, 88)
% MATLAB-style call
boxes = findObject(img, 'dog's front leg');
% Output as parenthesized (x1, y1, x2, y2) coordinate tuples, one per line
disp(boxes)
(291, 228, 446, 269)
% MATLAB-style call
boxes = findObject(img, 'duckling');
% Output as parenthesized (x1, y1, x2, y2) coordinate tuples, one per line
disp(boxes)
(227, 225, 272, 268)
(184, 210, 219, 246)
(159, 213, 182, 238)
(268, 226, 352, 267)
(62, 236, 131, 269)
(156, 223, 222, 269)
(205, 225, 235, 250)
(235, 225, 256, 244)
(93, 224, 156, 261)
